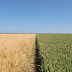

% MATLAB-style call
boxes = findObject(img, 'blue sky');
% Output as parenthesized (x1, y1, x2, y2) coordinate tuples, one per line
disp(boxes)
(0, 0, 72, 33)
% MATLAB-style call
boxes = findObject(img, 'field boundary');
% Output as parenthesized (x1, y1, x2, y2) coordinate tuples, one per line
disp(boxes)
(35, 37, 42, 72)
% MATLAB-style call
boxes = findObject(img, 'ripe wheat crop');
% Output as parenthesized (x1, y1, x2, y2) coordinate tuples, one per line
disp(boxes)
(0, 34, 36, 72)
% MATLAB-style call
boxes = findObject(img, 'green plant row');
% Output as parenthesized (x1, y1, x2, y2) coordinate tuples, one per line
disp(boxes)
(37, 34, 72, 72)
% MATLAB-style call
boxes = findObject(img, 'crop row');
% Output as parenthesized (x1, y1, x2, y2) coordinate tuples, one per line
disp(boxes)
(36, 34, 72, 72)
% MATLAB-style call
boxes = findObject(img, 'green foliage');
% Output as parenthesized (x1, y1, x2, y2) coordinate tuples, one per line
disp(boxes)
(37, 34, 72, 72)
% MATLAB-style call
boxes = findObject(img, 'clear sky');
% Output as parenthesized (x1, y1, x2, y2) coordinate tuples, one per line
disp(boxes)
(0, 0, 72, 33)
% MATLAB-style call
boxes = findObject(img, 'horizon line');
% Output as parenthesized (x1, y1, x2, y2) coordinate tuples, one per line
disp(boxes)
(0, 33, 72, 34)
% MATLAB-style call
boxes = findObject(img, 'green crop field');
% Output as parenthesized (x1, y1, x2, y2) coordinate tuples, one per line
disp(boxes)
(36, 34, 72, 72)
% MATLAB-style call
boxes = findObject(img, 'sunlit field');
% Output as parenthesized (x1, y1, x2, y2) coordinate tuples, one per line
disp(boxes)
(0, 34, 36, 72)
(37, 34, 72, 72)
(0, 34, 72, 72)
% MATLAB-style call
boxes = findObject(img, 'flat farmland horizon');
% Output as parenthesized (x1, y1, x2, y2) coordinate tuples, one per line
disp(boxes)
(0, 34, 72, 72)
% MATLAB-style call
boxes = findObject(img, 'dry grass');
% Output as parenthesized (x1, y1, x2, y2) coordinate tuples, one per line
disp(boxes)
(0, 34, 36, 72)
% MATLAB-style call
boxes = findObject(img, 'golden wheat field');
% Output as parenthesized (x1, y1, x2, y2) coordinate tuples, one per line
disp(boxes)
(0, 34, 36, 72)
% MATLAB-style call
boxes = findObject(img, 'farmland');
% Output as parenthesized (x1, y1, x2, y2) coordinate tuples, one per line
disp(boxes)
(36, 34, 72, 72)
(0, 34, 72, 72)
(0, 34, 36, 72)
